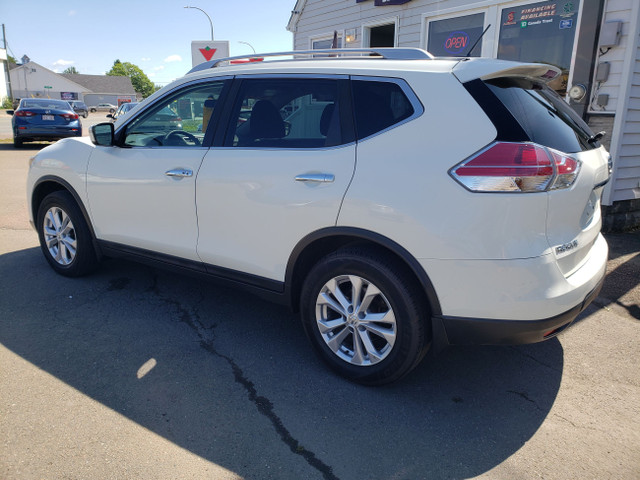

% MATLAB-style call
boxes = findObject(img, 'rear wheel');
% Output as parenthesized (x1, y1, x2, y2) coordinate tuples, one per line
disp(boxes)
(300, 247, 430, 385)
(36, 191, 99, 277)
(13, 136, 23, 148)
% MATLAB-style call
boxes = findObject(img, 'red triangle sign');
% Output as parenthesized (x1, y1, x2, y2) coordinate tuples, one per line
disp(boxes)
(199, 47, 217, 61)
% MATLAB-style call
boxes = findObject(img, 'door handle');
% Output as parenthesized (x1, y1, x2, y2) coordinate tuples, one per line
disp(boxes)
(295, 173, 335, 183)
(165, 168, 193, 178)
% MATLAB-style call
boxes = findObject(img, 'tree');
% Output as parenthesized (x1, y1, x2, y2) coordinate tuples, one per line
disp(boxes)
(63, 66, 79, 74)
(106, 59, 155, 98)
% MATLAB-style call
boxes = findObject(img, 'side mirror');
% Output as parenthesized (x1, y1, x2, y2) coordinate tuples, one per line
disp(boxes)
(106, 114, 114, 119)
(6, 110, 14, 116)
(89, 122, 115, 146)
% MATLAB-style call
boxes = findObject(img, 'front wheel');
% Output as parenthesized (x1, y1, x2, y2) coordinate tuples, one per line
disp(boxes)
(300, 248, 430, 385)
(36, 191, 99, 277)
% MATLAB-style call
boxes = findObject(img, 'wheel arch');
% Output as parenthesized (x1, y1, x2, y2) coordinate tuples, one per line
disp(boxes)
(285, 227, 442, 318)
(31, 176, 102, 257)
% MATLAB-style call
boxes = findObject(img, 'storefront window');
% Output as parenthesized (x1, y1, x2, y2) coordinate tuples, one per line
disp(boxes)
(427, 13, 485, 57)
(498, 0, 579, 95)
(312, 36, 343, 50)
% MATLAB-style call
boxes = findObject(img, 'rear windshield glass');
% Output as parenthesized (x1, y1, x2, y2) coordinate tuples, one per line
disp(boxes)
(485, 78, 596, 153)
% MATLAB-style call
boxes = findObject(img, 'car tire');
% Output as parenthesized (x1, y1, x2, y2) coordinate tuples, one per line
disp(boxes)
(109, 108, 115, 113)
(83, 113, 88, 118)
(90, 108, 96, 113)
(300, 247, 431, 385)
(36, 191, 99, 277)
(13, 136, 23, 148)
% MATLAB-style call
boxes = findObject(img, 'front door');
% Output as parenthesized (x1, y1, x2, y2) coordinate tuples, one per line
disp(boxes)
(86, 80, 228, 261)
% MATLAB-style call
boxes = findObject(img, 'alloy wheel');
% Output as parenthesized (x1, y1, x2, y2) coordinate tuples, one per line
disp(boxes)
(315, 274, 397, 366)
(43, 206, 77, 266)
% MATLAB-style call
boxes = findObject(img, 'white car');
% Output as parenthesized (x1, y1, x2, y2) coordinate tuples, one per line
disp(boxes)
(89, 103, 116, 113)
(26, 48, 610, 385)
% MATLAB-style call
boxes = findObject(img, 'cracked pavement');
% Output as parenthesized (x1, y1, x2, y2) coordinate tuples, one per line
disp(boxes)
(1, 144, 639, 479)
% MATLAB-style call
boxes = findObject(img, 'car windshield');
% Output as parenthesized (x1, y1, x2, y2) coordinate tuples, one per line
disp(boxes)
(22, 99, 71, 110)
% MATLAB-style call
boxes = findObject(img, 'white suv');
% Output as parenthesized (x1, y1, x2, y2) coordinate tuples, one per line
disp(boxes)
(27, 48, 610, 385)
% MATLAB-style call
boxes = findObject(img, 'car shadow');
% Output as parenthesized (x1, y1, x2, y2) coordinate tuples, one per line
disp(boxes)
(0, 248, 565, 479)
(0, 143, 49, 151)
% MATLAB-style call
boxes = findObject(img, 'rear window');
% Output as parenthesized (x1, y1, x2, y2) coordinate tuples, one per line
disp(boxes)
(485, 78, 596, 153)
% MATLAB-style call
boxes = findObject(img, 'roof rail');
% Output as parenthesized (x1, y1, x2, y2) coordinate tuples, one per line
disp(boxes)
(187, 48, 434, 74)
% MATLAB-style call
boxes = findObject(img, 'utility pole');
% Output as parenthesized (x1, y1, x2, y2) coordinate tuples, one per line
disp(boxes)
(2, 24, 14, 101)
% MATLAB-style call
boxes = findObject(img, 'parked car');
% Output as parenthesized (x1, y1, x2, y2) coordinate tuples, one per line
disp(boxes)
(107, 102, 139, 122)
(89, 103, 116, 113)
(26, 48, 610, 384)
(8, 98, 82, 148)
(69, 101, 89, 118)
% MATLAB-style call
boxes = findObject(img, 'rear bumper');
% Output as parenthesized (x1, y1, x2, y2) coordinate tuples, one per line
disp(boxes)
(16, 128, 82, 141)
(435, 272, 604, 345)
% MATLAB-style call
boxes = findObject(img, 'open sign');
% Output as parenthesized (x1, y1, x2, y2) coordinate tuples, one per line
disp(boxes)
(444, 31, 470, 54)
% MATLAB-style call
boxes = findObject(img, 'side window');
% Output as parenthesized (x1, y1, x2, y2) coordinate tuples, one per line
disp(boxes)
(351, 79, 416, 140)
(123, 81, 226, 147)
(226, 78, 345, 148)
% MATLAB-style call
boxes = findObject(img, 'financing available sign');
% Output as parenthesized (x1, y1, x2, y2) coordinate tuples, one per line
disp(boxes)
(191, 41, 230, 68)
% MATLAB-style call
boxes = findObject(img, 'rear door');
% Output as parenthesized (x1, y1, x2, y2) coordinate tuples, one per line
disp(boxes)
(195, 76, 356, 282)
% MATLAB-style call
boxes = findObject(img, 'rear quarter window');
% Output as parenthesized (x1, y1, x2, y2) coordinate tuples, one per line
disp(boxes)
(351, 79, 419, 140)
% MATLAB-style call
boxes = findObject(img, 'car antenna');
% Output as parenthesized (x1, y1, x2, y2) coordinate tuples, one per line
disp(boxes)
(466, 24, 491, 57)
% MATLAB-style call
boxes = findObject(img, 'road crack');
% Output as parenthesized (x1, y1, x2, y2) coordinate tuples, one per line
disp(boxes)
(149, 274, 338, 480)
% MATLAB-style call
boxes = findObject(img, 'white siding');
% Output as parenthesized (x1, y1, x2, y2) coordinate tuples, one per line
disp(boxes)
(603, 0, 640, 204)
(9, 62, 90, 100)
(292, 0, 480, 50)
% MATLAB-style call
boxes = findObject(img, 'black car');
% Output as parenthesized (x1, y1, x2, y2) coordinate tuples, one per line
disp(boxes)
(69, 101, 89, 118)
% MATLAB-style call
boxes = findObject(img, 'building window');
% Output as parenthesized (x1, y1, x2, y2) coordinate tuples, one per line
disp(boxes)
(427, 13, 485, 57)
(312, 35, 343, 50)
(498, 0, 580, 95)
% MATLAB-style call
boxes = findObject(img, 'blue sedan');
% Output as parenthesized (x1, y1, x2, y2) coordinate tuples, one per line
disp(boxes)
(9, 98, 82, 148)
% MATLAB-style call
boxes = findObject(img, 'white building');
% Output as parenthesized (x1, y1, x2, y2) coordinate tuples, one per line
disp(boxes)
(9, 62, 137, 107)
(288, 0, 640, 230)
(0, 29, 9, 102)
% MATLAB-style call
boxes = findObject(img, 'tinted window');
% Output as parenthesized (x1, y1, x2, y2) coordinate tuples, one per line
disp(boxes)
(227, 78, 347, 148)
(22, 99, 71, 110)
(485, 78, 596, 152)
(351, 80, 415, 140)
(123, 81, 225, 147)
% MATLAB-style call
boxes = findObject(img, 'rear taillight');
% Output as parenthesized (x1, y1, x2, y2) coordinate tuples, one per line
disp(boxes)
(14, 110, 36, 117)
(450, 142, 580, 193)
(60, 113, 79, 120)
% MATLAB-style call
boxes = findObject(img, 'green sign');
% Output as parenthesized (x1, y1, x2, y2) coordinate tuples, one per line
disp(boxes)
(44, 86, 52, 89)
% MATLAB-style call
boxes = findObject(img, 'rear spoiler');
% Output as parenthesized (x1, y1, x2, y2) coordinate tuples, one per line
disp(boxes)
(452, 59, 561, 84)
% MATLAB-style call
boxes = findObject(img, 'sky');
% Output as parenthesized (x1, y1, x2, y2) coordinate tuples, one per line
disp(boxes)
(0, 0, 295, 85)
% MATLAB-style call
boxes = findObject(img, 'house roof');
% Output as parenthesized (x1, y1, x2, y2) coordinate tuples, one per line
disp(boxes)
(61, 73, 136, 94)
(287, 0, 306, 32)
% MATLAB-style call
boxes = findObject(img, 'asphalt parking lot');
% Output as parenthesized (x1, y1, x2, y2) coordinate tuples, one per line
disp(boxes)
(0, 140, 639, 479)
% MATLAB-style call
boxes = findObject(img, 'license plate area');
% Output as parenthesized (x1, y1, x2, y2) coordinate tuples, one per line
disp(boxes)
(42, 115, 55, 121)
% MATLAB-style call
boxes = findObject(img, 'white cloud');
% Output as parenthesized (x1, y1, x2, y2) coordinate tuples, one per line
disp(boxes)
(141, 57, 151, 62)
(153, 66, 165, 71)
(164, 55, 182, 63)
(68, 10, 76, 16)
(53, 59, 75, 67)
